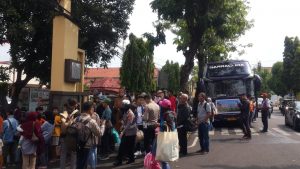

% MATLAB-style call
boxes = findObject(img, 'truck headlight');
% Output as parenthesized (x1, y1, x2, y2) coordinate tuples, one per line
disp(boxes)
(297, 114, 300, 119)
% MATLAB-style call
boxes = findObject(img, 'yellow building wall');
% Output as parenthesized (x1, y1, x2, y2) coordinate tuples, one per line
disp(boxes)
(50, 16, 80, 92)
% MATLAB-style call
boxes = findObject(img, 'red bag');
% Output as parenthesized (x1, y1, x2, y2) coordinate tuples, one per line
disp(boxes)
(144, 152, 161, 169)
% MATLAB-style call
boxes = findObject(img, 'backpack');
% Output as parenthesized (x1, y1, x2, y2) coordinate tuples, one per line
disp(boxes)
(41, 121, 54, 144)
(65, 117, 92, 152)
(209, 102, 217, 116)
(60, 110, 79, 136)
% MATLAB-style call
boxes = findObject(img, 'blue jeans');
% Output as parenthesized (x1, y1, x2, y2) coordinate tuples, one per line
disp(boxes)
(198, 122, 209, 152)
(88, 146, 97, 169)
(209, 120, 214, 131)
(76, 148, 90, 169)
(161, 162, 171, 169)
(60, 138, 76, 169)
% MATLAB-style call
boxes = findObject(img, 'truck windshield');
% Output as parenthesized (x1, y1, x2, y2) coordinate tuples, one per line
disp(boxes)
(207, 79, 253, 98)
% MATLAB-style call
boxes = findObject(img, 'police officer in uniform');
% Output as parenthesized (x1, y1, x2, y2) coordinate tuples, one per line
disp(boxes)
(238, 93, 251, 139)
(261, 93, 270, 132)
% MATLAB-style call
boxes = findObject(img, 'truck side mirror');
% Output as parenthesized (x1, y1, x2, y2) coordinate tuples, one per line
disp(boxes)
(254, 74, 262, 91)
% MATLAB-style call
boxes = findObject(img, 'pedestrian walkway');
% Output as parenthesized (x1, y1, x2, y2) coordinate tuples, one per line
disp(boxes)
(207, 127, 300, 137)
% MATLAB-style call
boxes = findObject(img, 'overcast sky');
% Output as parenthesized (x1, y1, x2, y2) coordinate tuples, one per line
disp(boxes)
(2, 0, 300, 68)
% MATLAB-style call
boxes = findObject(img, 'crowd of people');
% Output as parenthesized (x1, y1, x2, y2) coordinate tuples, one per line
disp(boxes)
(0, 89, 271, 169)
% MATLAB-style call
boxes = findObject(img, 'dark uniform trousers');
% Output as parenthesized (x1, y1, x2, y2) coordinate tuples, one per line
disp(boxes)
(178, 127, 187, 154)
(261, 110, 269, 131)
(241, 114, 251, 137)
(144, 125, 156, 153)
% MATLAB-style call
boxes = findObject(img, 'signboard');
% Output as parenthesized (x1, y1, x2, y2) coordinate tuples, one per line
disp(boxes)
(65, 59, 82, 82)
(206, 61, 251, 78)
(208, 63, 245, 69)
(29, 88, 49, 111)
(215, 99, 240, 114)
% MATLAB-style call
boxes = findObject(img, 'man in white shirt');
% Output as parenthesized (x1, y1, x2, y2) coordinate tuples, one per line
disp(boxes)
(134, 94, 146, 156)
(196, 92, 211, 155)
(261, 93, 270, 132)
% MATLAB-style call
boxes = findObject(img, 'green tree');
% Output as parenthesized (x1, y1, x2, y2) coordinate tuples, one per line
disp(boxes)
(160, 60, 180, 93)
(0, 0, 134, 107)
(268, 62, 287, 97)
(256, 66, 271, 94)
(151, 0, 251, 91)
(283, 37, 295, 91)
(0, 66, 10, 110)
(120, 34, 156, 93)
(283, 36, 300, 94)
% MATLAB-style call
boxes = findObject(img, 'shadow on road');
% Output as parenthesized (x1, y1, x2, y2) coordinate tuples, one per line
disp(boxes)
(277, 124, 300, 133)
(211, 137, 248, 143)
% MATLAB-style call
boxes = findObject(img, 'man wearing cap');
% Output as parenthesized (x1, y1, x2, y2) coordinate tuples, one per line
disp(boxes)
(99, 98, 112, 160)
(196, 92, 211, 155)
(261, 93, 270, 132)
(238, 94, 251, 139)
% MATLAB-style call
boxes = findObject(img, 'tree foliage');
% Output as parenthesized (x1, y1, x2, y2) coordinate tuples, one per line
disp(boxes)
(283, 36, 300, 94)
(0, 66, 9, 110)
(256, 69, 271, 94)
(151, 0, 251, 91)
(160, 60, 180, 93)
(72, 0, 135, 65)
(0, 0, 134, 107)
(253, 61, 272, 94)
(120, 34, 156, 93)
(268, 62, 286, 97)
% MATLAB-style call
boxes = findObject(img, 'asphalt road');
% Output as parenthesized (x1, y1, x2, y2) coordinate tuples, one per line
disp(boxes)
(170, 108, 300, 169)
(48, 108, 300, 169)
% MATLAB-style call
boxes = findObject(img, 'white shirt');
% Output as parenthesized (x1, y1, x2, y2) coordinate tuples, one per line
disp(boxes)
(136, 106, 144, 125)
(262, 98, 271, 109)
(197, 101, 211, 123)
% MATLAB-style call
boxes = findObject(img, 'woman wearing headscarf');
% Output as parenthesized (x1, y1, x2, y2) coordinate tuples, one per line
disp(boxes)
(158, 99, 176, 169)
(113, 104, 137, 166)
(19, 112, 44, 169)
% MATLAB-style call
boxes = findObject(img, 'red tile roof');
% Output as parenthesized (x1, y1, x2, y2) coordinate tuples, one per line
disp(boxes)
(0, 61, 10, 65)
(85, 68, 120, 78)
(85, 67, 159, 78)
(89, 77, 120, 93)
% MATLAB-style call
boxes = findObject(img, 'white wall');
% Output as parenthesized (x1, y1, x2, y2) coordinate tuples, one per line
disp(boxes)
(0, 62, 40, 85)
